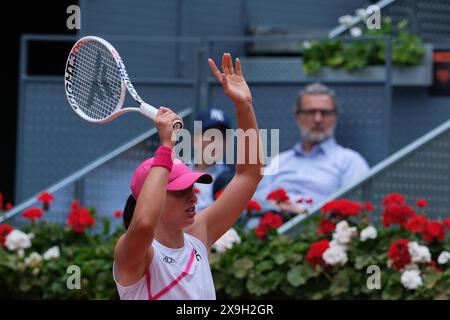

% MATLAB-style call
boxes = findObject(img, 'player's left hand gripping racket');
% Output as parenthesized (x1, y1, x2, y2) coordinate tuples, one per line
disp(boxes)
(64, 36, 183, 132)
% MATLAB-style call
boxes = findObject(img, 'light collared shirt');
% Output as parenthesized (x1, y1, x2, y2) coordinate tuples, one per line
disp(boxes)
(255, 137, 369, 208)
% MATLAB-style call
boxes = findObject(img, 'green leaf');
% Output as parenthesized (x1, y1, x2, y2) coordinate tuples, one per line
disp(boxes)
(354, 255, 372, 270)
(330, 270, 350, 297)
(289, 253, 303, 264)
(381, 284, 403, 299)
(246, 271, 283, 296)
(423, 271, 441, 290)
(311, 291, 326, 300)
(287, 266, 307, 287)
(303, 60, 322, 75)
(254, 260, 274, 273)
(274, 253, 287, 265)
(232, 258, 254, 279)
(224, 277, 244, 298)
(302, 262, 319, 278)
(326, 55, 344, 67)
(102, 218, 111, 236)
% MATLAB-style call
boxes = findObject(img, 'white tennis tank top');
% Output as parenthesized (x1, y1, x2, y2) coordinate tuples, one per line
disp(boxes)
(113, 233, 216, 300)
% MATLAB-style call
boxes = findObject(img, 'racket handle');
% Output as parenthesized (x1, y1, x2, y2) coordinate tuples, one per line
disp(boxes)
(140, 102, 158, 119)
(140, 102, 184, 133)
(172, 120, 184, 133)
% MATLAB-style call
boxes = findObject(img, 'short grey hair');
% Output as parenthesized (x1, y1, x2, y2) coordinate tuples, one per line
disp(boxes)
(295, 82, 338, 114)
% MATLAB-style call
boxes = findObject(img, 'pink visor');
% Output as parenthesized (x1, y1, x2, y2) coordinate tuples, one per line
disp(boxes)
(130, 158, 212, 199)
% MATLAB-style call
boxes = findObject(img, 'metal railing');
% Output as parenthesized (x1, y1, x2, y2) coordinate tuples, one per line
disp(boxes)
(328, 0, 397, 39)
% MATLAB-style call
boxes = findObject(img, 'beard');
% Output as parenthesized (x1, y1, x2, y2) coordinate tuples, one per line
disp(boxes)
(299, 124, 335, 144)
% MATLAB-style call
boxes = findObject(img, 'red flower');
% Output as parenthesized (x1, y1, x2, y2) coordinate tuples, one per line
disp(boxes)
(67, 207, 96, 233)
(37, 191, 54, 204)
(37, 191, 54, 211)
(246, 200, 262, 211)
(317, 218, 336, 235)
(193, 187, 200, 194)
(381, 203, 415, 228)
(114, 210, 123, 218)
(5, 203, 13, 210)
(305, 198, 313, 204)
(442, 218, 450, 229)
(306, 240, 330, 267)
(22, 207, 43, 222)
(382, 193, 406, 207)
(296, 197, 303, 203)
(266, 188, 290, 203)
(423, 221, 446, 244)
(255, 212, 283, 239)
(214, 189, 223, 200)
(404, 214, 428, 234)
(321, 199, 364, 217)
(364, 201, 375, 212)
(388, 239, 411, 270)
(255, 223, 269, 239)
(260, 212, 283, 228)
(70, 200, 80, 210)
(0, 224, 14, 246)
(416, 198, 428, 208)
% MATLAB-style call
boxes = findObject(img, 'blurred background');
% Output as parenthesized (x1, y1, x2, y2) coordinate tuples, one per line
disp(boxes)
(1, 0, 449, 229)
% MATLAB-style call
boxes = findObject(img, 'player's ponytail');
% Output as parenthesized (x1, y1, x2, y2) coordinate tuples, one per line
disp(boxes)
(123, 194, 136, 230)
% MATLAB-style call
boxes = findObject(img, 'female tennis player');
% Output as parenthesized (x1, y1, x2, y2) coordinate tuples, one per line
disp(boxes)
(113, 53, 263, 300)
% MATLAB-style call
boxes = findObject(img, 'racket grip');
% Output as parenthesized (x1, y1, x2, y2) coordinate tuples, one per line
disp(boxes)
(140, 102, 159, 119)
(172, 120, 183, 133)
(140, 102, 183, 133)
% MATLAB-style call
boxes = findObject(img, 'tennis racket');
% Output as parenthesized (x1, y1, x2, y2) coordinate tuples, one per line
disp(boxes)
(64, 36, 183, 131)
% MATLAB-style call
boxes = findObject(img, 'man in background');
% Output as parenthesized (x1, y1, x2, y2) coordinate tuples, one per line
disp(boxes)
(192, 108, 234, 212)
(255, 82, 370, 213)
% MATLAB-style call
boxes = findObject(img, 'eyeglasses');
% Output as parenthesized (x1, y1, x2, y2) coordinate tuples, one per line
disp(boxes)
(298, 109, 337, 117)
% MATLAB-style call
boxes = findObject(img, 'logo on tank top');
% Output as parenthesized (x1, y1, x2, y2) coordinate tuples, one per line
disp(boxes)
(163, 256, 177, 264)
(193, 248, 202, 262)
(162, 248, 202, 264)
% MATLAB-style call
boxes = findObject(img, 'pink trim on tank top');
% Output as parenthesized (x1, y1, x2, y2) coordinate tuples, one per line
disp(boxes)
(145, 249, 196, 300)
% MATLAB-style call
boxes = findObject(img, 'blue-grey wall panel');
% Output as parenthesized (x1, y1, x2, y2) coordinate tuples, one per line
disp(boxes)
(386, 0, 450, 43)
(180, 0, 246, 76)
(181, 0, 245, 36)
(245, 0, 367, 31)
(81, 0, 178, 36)
(16, 80, 195, 202)
(391, 88, 450, 152)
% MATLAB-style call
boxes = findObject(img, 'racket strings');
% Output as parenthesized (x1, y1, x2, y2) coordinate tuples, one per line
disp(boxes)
(71, 41, 123, 120)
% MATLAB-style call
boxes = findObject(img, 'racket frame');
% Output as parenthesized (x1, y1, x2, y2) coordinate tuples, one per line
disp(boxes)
(64, 36, 172, 126)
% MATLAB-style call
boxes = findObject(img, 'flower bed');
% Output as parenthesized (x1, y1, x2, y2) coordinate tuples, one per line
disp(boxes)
(0, 192, 449, 299)
(0, 193, 121, 299)
(211, 194, 450, 299)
